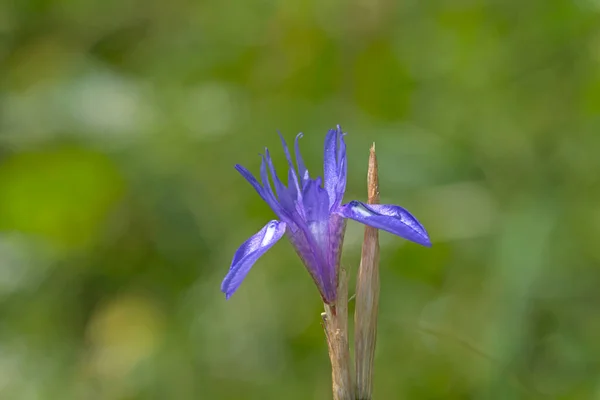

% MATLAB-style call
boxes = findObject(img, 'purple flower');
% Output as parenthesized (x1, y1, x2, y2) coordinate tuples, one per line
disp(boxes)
(221, 125, 431, 304)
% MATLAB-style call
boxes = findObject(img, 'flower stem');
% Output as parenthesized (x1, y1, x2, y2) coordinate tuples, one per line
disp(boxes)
(354, 143, 381, 399)
(322, 266, 354, 400)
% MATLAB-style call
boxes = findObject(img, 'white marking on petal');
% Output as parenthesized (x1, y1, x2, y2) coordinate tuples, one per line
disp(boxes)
(308, 221, 329, 245)
(261, 222, 278, 246)
(352, 203, 373, 218)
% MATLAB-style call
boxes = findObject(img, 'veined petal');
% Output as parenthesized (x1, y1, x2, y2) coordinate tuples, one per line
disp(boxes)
(303, 177, 330, 223)
(338, 200, 431, 247)
(334, 127, 347, 210)
(286, 226, 336, 304)
(221, 220, 287, 299)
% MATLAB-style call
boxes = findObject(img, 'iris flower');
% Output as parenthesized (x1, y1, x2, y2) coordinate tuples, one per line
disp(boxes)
(221, 126, 431, 304)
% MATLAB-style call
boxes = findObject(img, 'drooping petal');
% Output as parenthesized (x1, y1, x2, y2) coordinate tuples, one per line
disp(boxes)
(294, 133, 310, 187)
(338, 200, 431, 247)
(221, 220, 287, 299)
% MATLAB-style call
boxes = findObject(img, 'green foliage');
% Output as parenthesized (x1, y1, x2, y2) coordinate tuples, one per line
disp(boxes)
(0, 146, 124, 249)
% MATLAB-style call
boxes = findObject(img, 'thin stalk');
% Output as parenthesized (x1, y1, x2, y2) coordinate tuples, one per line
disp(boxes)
(354, 144, 380, 399)
(322, 266, 354, 400)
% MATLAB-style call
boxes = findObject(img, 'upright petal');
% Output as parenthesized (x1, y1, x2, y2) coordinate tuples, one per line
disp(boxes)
(262, 152, 300, 222)
(221, 220, 287, 299)
(277, 131, 302, 197)
(323, 127, 339, 206)
(334, 127, 347, 210)
(302, 177, 330, 223)
(338, 201, 431, 247)
(263, 149, 286, 196)
(294, 133, 310, 187)
(260, 153, 291, 217)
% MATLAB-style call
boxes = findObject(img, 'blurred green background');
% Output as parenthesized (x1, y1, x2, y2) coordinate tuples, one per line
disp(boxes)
(1, 0, 600, 398)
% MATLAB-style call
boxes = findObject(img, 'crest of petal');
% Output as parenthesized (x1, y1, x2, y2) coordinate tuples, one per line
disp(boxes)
(338, 201, 431, 247)
(221, 220, 287, 299)
(323, 128, 339, 208)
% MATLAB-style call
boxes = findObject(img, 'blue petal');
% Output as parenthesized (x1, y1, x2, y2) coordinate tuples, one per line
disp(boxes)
(286, 228, 330, 300)
(221, 220, 287, 299)
(323, 128, 339, 207)
(235, 164, 270, 205)
(259, 153, 290, 216)
(237, 161, 287, 223)
(323, 125, 347, 211)
(338, 201, 431, 247)
(302, 177, 330, 223)
(334, 126, 347, 209)
(263, 149, 286, 196)
(261, 152, 299, 221)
